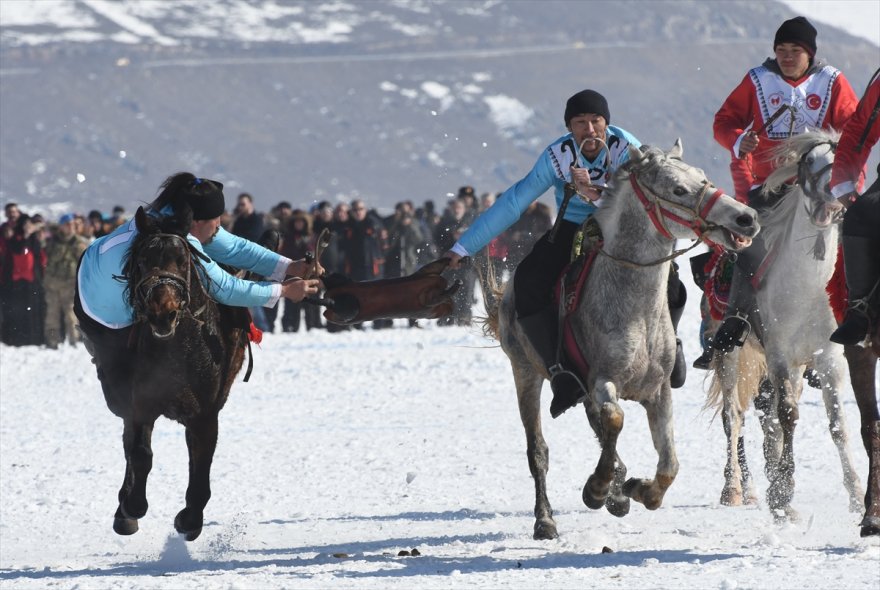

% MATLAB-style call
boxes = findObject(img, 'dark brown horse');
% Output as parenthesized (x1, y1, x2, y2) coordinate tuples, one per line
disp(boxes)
(75, 207, 248, 541)
(844, 316, 880, 537)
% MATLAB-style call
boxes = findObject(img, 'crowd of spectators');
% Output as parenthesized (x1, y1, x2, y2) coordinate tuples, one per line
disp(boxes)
(0, 186, 552, 347)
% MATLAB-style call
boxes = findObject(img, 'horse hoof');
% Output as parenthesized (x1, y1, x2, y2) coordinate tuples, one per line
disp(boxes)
(113, 516, 139, 536)
(533, 518, 558, 540)
(720, 488, 743, 507)
(771, 506, 799, 524)
(605, 494, 630, 518)
(583, 476, 608, 510)
(174, 509, 203, 542)
(859, 514, 880, 536)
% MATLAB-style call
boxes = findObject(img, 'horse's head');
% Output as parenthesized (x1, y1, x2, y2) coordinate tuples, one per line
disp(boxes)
(623, 139, 760, 251)
(764, 129, 842, 228)
(126, 207, 194, 340)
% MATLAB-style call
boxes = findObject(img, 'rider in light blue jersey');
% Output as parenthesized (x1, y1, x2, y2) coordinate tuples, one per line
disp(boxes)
(445, 89, 688, 418)
(76, 172, 321, 331)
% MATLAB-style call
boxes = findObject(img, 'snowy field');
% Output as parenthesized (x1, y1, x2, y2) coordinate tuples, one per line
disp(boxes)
(0, 263, 878, 590)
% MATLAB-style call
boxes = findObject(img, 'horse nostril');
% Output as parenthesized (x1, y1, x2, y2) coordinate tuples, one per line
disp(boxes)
(736, 214, 755, 228)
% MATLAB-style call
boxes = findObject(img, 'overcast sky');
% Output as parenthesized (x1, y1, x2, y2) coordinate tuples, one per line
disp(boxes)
(780, 0, 880, 46)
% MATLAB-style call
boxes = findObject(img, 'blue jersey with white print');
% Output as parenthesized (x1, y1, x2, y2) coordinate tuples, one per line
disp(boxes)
(77, 209, 289, 329)
(456, 125, 640, 256)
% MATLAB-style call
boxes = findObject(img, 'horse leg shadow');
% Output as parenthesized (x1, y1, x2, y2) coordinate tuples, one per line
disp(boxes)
(115, 419, 155, 536)
(174, 415, 219, 542)
(621, 392, 679, 511)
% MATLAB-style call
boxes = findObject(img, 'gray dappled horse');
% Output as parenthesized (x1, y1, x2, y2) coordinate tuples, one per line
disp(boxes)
(708, 130, 864, 523)
(481, 140, 759, 539)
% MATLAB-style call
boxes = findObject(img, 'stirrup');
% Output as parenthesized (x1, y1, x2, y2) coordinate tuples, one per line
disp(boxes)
(712, 314, 751, 353)
(548, 365, 587, 419)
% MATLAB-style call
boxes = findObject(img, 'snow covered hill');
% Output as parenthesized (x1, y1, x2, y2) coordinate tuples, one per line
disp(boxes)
(1, 0, 877, 215)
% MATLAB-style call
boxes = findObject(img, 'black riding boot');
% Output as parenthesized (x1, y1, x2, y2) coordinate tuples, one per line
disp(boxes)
(668, 264, 687, 388)
(712, 267, 756, 353)
(831, 235, 879, 345)
(518, 306, 587, 419)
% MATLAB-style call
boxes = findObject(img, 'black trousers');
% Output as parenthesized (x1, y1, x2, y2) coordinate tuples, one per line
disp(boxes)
(513, 220, 686, 319)
(513, 221, 579, 318)
(842, 187, 880, 240)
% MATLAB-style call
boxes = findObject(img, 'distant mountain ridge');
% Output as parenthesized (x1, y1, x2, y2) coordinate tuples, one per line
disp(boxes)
(1, 0, 877, 217)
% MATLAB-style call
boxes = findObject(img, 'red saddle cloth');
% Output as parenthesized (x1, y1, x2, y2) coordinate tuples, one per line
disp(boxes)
(553, 248, 601, 386)
(700, 244, 847, 323)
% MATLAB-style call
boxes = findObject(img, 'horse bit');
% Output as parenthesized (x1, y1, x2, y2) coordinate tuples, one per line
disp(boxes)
(133, 233, 207, 325)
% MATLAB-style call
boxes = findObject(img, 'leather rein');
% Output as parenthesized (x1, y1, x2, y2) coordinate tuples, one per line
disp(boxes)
(597, 169, 725, 268)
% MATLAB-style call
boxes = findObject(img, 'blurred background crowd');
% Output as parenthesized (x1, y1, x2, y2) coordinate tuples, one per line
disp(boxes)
(0, 188, 553, 347)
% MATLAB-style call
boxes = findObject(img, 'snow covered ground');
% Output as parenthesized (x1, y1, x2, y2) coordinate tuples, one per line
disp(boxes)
(1, 263, 878, 589)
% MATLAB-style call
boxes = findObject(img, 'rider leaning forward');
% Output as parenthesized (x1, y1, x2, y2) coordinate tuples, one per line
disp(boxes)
(74, 173, 322, 377)
(444, 89, 689, 418)
(828, 71, 880, 345)
(710, 16, 858, 353)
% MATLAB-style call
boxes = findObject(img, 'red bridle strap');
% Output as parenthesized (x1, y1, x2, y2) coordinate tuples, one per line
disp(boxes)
(628, 172, 724, 241)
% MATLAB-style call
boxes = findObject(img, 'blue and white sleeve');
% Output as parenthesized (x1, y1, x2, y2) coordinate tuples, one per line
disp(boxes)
(204, 227, 291, 281)
(455, 153, 556, 256)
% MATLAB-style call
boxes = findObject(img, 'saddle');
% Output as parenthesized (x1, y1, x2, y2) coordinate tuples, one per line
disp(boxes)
(551, 219, 605, 385)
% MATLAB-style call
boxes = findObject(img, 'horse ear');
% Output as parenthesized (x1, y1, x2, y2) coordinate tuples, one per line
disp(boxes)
(134, 206, 150, 232)
(669, 138, 683, 159)
(627, 144, 645, 165)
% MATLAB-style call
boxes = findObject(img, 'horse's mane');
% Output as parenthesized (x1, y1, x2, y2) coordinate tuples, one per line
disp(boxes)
(591, 144, 664, 227)
(762, 128, 840, 195)
(758, 129, 839, 254)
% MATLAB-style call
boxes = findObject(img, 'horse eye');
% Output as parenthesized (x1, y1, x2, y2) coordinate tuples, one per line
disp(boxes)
(673, 186, 687, 196)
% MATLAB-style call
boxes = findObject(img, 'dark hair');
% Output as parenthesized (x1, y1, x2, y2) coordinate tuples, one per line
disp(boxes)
(149, 172, 225, 226)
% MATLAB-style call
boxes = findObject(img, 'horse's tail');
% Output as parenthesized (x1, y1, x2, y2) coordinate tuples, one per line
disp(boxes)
(473, 253, 505, 341)
(704, 337, 767, 416)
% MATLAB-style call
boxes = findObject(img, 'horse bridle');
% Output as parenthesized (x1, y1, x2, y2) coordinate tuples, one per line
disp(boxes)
(629, 169, 726, 244)
(132, 233, 205, 326)
(796, 139, 838, 206)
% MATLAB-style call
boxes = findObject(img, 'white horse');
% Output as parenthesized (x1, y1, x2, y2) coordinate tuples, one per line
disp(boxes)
(481, 140, 760, 539)
(708, 129, 864, 521)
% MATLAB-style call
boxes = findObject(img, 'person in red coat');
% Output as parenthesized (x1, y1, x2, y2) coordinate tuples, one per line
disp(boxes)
(710, 16, 859, 352)
(829, 71, 880, 345)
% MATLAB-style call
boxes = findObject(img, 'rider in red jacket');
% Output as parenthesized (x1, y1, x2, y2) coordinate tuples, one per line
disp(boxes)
(710, 16, 859, 352)
(829, 71, 880, 345)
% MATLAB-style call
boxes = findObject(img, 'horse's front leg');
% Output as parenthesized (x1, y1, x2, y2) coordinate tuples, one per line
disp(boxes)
(583, 379, 624, 510)
(175, 414, 219, 542)
(512, 367, 556, 540)
(816, 354, 865, 513)
(764, 371, 799, 522)
(623, 386, 679, 510)
(115, 419, 155, 535)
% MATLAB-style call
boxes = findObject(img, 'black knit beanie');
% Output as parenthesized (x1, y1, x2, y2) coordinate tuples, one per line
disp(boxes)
(186, 178, 226, 220)
(564, 90, 610, 127)
(774, 16, 817, 57)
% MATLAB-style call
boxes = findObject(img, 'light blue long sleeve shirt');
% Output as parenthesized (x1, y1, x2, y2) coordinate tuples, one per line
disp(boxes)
(452, 126, 640, 256)
(77, 213, 290, 329)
